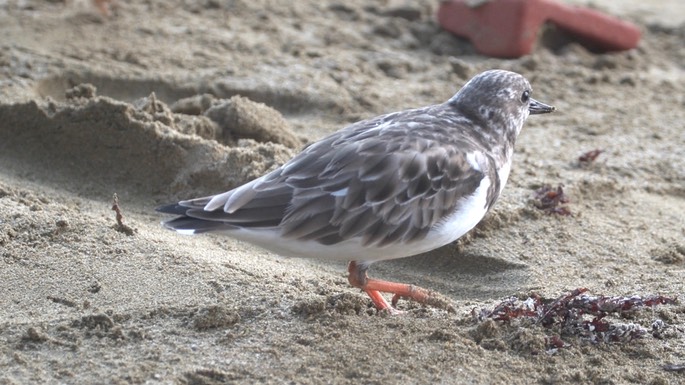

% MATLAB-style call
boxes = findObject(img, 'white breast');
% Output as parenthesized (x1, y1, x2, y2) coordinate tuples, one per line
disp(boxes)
(419, 174, 491, 251)
(496, 159, 512, 194)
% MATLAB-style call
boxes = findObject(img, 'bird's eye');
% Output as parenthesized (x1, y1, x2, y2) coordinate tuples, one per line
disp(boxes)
(521, 90, 530, 103)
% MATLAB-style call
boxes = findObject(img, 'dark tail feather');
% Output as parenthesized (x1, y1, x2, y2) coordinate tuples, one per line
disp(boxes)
(162, 216, 237, 234)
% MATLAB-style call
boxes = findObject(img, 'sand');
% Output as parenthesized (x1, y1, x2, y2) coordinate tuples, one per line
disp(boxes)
(1, 1, 684, 384)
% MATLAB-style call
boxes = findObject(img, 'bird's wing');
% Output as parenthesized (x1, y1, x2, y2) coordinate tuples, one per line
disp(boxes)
(160, 108, 495, 246)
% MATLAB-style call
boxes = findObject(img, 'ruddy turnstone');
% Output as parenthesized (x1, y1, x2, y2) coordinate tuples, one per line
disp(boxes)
(158, 69, 555, 312)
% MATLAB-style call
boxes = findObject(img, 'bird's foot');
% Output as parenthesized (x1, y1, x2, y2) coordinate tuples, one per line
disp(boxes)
(348, 261, 455, 313)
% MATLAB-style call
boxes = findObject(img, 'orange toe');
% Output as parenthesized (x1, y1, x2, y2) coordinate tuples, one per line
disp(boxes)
(347, 261, 453, 312)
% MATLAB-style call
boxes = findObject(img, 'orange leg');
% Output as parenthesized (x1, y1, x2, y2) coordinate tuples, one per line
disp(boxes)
(347, 261, 452, 312)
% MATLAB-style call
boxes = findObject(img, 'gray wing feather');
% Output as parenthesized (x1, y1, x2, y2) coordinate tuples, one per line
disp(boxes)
(165, 105, 492, 246)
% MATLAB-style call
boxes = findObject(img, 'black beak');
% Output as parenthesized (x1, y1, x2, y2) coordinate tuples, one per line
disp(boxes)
(529, 98, 555, 114)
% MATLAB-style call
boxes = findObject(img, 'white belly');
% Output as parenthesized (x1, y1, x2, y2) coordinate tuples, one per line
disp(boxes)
(222, 176, 492, 263)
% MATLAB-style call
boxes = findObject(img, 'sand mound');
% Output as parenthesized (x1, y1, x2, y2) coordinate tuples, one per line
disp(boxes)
(0, 86, 295, 201)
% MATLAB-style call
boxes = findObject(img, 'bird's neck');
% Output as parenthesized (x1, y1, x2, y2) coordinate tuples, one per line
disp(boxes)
(491, 137, 516, 167)
(447, 101, 521, 168)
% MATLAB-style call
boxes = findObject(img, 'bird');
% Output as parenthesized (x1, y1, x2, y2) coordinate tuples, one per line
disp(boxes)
(157, 69, 555, 312)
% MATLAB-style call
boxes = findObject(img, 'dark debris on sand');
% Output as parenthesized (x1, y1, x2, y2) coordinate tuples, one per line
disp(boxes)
(475, 288, 678, 353)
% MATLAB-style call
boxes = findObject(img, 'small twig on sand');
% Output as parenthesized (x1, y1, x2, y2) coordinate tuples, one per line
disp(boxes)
(111, 193, 136, 236)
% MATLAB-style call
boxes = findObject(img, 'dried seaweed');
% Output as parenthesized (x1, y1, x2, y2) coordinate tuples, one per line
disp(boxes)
(476, 288, 677, 351)
(532, 184, 571, 216)
(578, 149, 603, 163)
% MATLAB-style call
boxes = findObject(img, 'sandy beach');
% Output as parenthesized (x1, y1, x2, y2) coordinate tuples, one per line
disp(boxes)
(1, 1, 684, 383)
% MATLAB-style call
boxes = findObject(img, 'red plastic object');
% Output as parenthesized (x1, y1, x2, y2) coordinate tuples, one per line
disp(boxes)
(437, 0, 642, 58)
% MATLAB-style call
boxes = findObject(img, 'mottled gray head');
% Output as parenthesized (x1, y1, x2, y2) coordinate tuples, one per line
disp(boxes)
(448, 70, 554, 142)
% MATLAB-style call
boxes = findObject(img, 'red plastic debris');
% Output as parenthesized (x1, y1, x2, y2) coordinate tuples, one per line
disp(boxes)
(437, 0, 641, 58)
